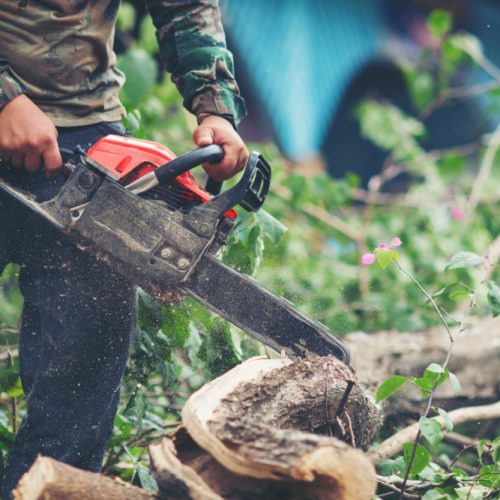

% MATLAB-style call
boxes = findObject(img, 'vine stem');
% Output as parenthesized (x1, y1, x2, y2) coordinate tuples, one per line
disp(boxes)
(397, 277, 477, 499)
(395, 261, 454, 342)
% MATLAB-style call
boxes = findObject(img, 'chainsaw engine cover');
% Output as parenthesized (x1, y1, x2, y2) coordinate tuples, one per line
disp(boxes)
(85, 135, 236, 217)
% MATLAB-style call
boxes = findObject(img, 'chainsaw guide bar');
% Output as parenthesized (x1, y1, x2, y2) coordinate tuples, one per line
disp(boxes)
(0, 135, 350, 364)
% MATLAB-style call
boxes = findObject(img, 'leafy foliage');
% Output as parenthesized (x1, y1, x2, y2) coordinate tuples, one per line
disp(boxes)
(0, 4, 498, 498)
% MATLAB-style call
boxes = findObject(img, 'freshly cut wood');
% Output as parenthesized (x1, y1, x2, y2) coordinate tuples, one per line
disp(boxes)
(150, 429, 222, 500)
(13, 456, 154, 500)
(345, 315, 500, 416)
(150, 355, 381, 500)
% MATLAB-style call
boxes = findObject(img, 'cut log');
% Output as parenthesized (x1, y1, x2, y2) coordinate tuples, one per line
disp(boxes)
(13, 456, 154, 500)
(345, 315, 500, 417)
(151, 355, 381, 500)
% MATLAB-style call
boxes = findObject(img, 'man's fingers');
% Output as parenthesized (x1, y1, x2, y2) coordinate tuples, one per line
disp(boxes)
(11, 152, 24, 168)
(236, 147, 249, 172)
(193, 125, 214, 147)
(42, 141, 63, 178)
(204, 146, 240, 181)
(24, 150, 41, 172)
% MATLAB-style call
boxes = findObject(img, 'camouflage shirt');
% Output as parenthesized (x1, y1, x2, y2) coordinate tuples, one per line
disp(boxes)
(0, 0, 246, 127)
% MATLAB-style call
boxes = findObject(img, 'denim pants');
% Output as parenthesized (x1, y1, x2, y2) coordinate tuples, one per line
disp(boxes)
(0, 122, 137, 498)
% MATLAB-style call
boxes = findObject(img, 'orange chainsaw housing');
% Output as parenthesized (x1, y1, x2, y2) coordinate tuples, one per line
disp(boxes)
(86, 135, 236, 219)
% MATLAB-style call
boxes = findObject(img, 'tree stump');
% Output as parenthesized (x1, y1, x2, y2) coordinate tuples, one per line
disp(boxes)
(151, 355, 381, 500)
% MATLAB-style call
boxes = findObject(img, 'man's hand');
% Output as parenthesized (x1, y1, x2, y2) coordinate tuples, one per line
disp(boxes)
(0, 94, 62, 177)
(193, 115, 249, 181)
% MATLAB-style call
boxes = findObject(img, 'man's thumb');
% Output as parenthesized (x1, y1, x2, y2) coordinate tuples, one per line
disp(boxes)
(193, 125, 214, 147)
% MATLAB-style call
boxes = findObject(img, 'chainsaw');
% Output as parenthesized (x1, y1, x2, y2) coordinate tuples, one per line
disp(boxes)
(0, 136, 350, 363)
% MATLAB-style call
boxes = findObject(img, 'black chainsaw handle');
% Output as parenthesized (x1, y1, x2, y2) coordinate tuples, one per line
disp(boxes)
(154, 145, 224, 185)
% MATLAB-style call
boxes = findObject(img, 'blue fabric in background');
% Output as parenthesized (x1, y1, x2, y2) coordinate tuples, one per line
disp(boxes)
(221, 0, 387, 160)
(221, 0, 500, 162)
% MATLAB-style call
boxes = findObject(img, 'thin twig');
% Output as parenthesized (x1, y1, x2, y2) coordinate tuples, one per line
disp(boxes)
(368, 401, 500, 464)
(271, 184, 362, 241)
(462, 123, 500, 231)
(448, 443, 478, 471)
(420, 80, 500, 120)
(335, 380, 355, 419)
(398, 286, 477, 497)
(7, 350, 17, 434)
(396, 261, 453, 341)
(377, 478, 421, 499)
(344, 410, 356, 448)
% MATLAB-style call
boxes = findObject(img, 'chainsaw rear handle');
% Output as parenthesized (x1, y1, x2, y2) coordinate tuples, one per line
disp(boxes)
(154, 144, 224, 187)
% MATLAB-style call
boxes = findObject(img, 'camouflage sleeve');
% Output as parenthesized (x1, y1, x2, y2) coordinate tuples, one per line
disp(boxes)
(145, 0, 246, 127)
(0, 58, 26, 111)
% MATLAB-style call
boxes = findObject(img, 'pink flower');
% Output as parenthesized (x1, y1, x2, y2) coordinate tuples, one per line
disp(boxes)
(451, 206, 464, 220)
(361, 253, 376, 266)
(378, 243, 388, 249)
(391, 236, 402, 247)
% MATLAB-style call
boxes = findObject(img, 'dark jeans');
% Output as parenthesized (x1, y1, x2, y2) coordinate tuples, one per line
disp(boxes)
(0, 122, 137, 499)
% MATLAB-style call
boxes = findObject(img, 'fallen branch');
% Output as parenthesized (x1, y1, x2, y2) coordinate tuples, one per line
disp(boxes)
(345, 316, 500, 416)
(13, 456, 154, 500)
(462, 123, 500, 231)
(368, 401, 500, 464)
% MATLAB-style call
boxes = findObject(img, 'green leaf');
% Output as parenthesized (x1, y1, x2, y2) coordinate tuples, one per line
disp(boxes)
(124, 110, 142, 134)
(414, 377, 433, 393)
(477, 439, 490, 464)
(449, 290, 472, 301)
(426, 363, 444, 374)
(403, 442, 431, 477)
(448, 372, 461, 394)
(422, 364, 448, 388)
(116, 2, 136, 31)
(197, 318, 239, 378)
(437, 408, 453, 432)
(118, 49, 158, 107)
(448, 33, 484, 62)
(487, 281, 500, 317)
(422, 489, 447, 500)
(134, 385, 146, 434)
(427, 10, 452, 38)
(137, 464, 158, 491)
(404, 67, 435, 110)
(138, 16, 159, 54)
(492, 436, 500, 464)
(445, 252, 484, 271)
(375, 248, 399, 270)
(420, 417, 444, 447)
(0, 422, 14, 452)
(375, 375, 407, 403)
(356, 100, 425, 152)
(162, 305, 191, 350)
(479, 464, 500, 488)
(377, 457, 406, 476)
(255, 210, 287, 245)
(437, 154, 465, 181)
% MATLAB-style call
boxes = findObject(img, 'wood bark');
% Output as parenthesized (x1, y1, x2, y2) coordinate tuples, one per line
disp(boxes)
(151, 355, 381, 500)
(344, 315, 500, 417)
(15, 317, 497, 498)
(13, 456, 154, 500)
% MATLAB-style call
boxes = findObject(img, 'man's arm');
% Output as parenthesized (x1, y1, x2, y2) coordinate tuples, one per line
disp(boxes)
(146, 0, 249, 181)
(0, 59, 62, 175)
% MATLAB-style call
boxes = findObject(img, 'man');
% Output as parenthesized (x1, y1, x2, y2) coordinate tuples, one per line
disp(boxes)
(0, 1, 248, 497)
